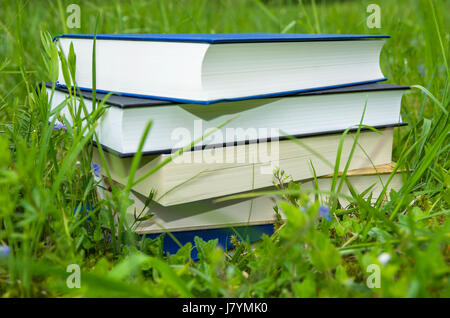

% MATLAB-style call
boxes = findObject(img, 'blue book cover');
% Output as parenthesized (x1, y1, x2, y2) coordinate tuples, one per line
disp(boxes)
(146, 224, 275, 260)
(54, 32, 389, 43)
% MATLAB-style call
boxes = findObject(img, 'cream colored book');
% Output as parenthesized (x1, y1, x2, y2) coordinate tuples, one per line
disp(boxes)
(93, 128, 394, 206)
(97, 163, 403, 234)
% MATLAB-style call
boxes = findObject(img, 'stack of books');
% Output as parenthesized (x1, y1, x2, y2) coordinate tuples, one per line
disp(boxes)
(48, 33, 408, 256)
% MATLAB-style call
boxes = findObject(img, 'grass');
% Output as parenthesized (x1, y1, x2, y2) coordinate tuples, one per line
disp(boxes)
(0, 0, 449, 297)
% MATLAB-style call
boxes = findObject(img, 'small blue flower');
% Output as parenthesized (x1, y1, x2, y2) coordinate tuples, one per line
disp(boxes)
(417, 64, 425, 77)
(319, 205, 331, 221)
(53, 123, 66, 130)
(92, 163, 101, 178)
(0, 245, 10, 257)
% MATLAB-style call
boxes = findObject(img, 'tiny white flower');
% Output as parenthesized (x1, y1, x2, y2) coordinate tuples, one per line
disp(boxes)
(378, 252, 391, 265)
(76, 161, 81, 165)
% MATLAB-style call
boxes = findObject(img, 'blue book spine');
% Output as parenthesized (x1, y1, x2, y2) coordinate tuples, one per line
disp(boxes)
(146, 224, 275, 260)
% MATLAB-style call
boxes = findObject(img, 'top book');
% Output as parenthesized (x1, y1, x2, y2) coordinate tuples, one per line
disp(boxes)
(54, 33, 389, 104)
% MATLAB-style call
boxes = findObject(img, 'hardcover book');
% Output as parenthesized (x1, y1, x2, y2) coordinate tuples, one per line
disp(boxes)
(106, 163, 403, 234)
(54, 33, 389, 104)
(95, 163, 403, 258)
(92, 128, 396, 206)
(46, 82, 408, 155)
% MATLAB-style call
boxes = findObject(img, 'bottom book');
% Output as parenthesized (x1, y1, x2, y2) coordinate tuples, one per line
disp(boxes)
(145, 224, 275, 260)
(96, 163, 403, 258)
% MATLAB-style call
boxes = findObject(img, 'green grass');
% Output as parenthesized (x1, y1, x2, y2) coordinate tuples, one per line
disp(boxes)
(0, 0, 449, 297)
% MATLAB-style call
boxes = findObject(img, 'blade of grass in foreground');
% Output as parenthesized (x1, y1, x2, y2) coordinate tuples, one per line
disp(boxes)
(116, 120, 153, 249)
(389, 122, 449, 220)
(215, 188, 353, 203)
(132, 116, 238, 187)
